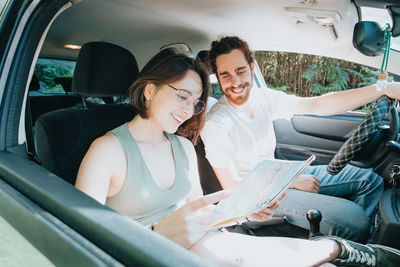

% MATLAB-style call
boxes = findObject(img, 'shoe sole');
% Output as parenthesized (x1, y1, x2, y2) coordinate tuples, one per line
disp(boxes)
(369, 244, 400, 256)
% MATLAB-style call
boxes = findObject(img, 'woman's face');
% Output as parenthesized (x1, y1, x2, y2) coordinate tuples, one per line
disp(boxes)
(148, 70, 203, 133)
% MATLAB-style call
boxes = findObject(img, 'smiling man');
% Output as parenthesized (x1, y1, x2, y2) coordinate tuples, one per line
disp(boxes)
(201, 36, 400, 242)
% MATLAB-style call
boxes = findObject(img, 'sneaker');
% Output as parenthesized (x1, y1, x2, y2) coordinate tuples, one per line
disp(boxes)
(312, 235, 400, 267)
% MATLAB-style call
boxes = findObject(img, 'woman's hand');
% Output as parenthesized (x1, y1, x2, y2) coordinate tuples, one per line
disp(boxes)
(290, 174, 320, 193)
(153, 190, 229, 248)
(247, 192, 286, 222)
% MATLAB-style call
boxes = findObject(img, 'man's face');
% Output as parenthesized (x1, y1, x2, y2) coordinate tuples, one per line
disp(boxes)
(215, 49, 254, 107)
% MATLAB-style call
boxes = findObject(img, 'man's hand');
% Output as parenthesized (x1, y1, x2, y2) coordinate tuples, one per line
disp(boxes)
(290, 174, 320, 193)
(385, 82, 400, 100)
(247, 192, 286, 222)
(153, 190, 229, 248)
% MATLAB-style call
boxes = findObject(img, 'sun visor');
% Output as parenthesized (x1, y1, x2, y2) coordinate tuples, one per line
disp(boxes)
(353, 21, 385, 57)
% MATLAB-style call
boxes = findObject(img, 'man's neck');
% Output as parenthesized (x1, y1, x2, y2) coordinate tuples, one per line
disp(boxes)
(229, 100, 254, 119)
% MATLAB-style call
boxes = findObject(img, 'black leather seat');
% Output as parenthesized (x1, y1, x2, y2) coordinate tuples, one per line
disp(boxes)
(35, 42, 139, 184)
(53, 77, 73, 93)
(29, 76, 81, 125)
(194, 138, 223, 195)
(196, 50, 212, 73)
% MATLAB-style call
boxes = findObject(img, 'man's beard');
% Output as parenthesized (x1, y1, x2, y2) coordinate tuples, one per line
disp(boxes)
(224, 82, 251, 106)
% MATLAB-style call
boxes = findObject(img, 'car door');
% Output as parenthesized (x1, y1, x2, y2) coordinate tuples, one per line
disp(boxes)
(274, 113, 365, 166)
(0, 1, 210, 266)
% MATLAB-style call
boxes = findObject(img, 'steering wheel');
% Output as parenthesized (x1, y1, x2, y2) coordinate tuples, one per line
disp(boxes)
(327, 96, 399, 175)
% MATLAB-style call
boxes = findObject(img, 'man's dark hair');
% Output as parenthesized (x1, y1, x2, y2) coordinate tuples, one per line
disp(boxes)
(209, 36, 254, 74)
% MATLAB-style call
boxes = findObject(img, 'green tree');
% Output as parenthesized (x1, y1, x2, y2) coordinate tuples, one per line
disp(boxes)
(34, 59, 75, 93)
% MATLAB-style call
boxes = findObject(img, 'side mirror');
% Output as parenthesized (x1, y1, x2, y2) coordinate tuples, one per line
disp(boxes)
(353, 21, 386, 57)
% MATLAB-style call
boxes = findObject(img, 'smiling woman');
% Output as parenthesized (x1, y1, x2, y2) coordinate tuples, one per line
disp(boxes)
(74, 48, 209, 231)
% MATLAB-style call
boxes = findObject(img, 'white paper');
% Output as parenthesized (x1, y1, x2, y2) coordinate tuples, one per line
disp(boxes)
(213, 155, 315, 228)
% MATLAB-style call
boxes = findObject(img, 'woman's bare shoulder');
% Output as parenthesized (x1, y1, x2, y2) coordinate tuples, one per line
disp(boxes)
(88, 133, 124, 161)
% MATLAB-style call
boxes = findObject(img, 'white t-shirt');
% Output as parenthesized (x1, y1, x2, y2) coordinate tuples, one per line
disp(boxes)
(201, 86, 300, 181)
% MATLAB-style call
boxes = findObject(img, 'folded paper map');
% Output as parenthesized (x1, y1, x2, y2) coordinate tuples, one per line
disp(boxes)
(213, 155, 316, 228)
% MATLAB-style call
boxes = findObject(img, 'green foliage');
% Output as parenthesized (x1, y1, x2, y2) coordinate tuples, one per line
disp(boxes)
(34, 59, 75, 93)
(211, 83, 224, 99)
(302, 63, 349, 94)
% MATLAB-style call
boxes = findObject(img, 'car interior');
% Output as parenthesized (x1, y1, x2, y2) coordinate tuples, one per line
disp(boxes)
(1, 0, 400, 265)
(35, 41, 138, 184)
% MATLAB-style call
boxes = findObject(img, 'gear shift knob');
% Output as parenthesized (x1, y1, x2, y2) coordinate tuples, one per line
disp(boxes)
(307, 209, 322, 238)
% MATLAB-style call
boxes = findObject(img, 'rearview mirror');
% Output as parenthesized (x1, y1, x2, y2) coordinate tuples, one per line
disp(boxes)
(353, 21, 385, 57)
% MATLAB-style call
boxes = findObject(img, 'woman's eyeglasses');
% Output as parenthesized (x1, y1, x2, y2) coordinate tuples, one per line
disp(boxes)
(168, 84, 205, 115)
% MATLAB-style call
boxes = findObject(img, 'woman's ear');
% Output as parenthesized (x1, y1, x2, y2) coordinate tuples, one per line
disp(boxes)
(144, 83, 155, 101)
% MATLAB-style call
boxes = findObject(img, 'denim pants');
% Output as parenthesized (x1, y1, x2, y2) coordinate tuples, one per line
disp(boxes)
(273, 164, 384, 242)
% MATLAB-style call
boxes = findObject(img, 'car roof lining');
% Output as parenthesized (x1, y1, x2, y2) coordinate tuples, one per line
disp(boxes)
(37, 0, 400, 75)
(354, 0, 400, 37)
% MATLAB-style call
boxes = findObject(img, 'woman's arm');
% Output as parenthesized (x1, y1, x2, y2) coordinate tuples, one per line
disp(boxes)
(75, 134, 125, 204)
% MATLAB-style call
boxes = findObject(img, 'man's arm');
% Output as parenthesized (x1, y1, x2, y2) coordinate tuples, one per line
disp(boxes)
(296, 83, 400, 115)
(212, 166, 239, 190)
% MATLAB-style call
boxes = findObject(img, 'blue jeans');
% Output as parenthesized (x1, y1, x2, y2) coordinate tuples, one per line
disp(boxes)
(274, 164, 383, 242)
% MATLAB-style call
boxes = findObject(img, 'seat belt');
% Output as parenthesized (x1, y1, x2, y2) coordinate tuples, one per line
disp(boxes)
(25, 96, 41, 164)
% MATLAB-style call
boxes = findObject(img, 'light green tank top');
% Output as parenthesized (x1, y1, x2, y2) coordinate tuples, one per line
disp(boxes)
(105, 123, 192, 226)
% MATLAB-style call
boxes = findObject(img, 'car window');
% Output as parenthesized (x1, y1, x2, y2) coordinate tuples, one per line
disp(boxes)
(0, 0, 12, 26)
(33, 58, 75, 94)
(255, 51, 398, 113)
(209, 74, 222, 99)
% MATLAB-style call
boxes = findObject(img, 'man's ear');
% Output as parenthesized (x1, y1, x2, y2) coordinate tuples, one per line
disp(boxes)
(250, 62, 255, 73)
(144, 83, 155, 101)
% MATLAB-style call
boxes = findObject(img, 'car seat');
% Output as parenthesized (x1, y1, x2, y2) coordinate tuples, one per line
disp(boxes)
(28, 76, 81, 125)
(194, 138, 223, 195)
(35, 42, 138, 184)
(53, 77, 72, 94)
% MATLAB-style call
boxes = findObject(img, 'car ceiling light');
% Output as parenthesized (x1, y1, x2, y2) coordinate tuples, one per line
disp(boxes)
(63, 44, 82, 50)
(284, 7, 341, 26)
(312, 16, 337, 25)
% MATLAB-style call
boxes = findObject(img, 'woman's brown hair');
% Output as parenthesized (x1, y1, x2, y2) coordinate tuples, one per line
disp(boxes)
(128, 48, 210, 144)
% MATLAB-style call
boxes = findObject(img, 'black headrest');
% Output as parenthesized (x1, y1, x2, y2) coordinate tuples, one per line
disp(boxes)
(72, 42, 139, 97)
(29, 74, 40, 91)
(54, 77, 72, 92)
(196, 50, 212, 73)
